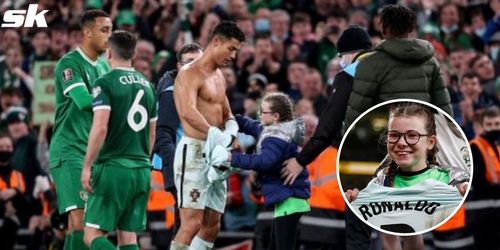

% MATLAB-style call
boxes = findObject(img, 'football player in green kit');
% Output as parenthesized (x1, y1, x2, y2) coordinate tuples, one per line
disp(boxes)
(80, 30, 157, 250)
(49, 10, 112, 250)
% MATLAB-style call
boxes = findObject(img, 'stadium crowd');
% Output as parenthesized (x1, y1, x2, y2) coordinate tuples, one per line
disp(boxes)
(0, 0, 499, 249)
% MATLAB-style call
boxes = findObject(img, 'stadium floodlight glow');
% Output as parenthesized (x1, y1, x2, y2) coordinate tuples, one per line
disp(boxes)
(1, 4, 49, 28)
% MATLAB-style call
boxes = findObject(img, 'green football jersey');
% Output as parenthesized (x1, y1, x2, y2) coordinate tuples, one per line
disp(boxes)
(394, 167, 449, 188)
(92, 67, 157, 168)
(50, 48, 110, 166)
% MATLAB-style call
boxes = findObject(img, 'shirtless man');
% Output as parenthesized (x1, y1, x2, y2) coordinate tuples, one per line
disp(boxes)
(171, 21, 245, 250)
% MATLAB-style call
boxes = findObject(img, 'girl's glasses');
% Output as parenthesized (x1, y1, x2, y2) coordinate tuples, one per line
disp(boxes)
(260, 110, 275, 115)
(386, 130, 429, 145)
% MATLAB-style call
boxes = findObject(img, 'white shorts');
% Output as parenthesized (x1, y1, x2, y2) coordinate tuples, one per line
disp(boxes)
(173, 136, 227, 213)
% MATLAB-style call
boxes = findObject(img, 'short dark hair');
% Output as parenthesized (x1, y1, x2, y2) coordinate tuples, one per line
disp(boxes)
(210, 21, 246, 43)
(28, 28, 50, 39)
(289, 58, 307, 65)
(480, 106, 500, 124)
(468, 53, 488, 69)
(461, 72, 479, 82)
(176, 43, 203, 62)
(108, 30, 137, 60)
(80, 10, 110, 28)
(52, 23, 68, 32)
(254, 32, 272, 43)
(0, 87, 22, 98)
(328, 8, 348, 21)
(69, 24, 81, 33)
(380, 4, 416, 38)
(292, 12, 311, 25)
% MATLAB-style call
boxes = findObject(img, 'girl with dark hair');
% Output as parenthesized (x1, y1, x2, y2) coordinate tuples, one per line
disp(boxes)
(346, 102, 469, 235)
(373, 102, 469, 191)
(380, 103, 446, 187)
(210, 92, 310, 250)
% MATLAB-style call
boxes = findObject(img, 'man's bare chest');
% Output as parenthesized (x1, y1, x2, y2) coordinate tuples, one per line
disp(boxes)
(198, 78, 226, 104)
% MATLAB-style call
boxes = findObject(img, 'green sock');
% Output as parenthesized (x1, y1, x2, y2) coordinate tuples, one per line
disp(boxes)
(90, 236, 115, 250)
(63, 233, 72, 250)
(72, 230, 89, 250)
(118, 244, 139, 250)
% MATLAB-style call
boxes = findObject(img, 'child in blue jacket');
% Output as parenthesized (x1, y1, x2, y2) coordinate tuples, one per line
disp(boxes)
(211, 92, 310, 250)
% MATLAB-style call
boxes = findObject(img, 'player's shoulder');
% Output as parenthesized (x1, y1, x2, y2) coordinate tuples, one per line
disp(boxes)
(93, 70, 113, 86)
(176, 64, 201, 80)
(58, 50, 81, 64)
(55, 50, 79, 68)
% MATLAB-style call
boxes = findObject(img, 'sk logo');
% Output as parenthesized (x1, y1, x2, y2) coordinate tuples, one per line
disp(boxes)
(1, 4, 49, 28)
(190, 189, 200, 202)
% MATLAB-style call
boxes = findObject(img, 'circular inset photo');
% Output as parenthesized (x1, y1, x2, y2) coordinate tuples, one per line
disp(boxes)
(338, 99, 472, 236)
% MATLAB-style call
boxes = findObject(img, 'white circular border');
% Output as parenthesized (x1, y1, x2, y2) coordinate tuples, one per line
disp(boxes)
(336, 98, 474, 237)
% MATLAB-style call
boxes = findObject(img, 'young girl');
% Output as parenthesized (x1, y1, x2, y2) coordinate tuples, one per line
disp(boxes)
(347, 102, 469, 235)
(375, 102, 469, 190)
(211, 92, 310, 250)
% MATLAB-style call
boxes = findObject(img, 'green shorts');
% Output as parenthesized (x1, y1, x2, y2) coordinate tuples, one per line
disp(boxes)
(84, 163, 151, 232)
(51, 161, 86, 214)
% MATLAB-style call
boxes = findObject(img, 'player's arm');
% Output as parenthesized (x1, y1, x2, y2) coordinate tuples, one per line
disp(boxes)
(149, 121, 156, 156)
(174, 70, 211, 134)
(56, 60, 93, 111)
(81, 80, 111, 192)
(68, 87, 93, 111)
(81, 110, 110, 193)
(149, 88, 158, 156)
(221, 72, 238, 141)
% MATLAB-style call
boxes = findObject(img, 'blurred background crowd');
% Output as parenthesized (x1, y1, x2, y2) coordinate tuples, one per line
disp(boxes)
(0, 0, 499, 249)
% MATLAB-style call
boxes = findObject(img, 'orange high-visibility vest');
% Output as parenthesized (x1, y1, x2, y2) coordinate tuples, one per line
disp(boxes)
(307, 147, 345, 212)
(40, 192, 51, 216)
(147, 171, 176, 229)
(434, 205, 465, 232)
(470, 136, 500, 184)
(0, 170, 25, 193)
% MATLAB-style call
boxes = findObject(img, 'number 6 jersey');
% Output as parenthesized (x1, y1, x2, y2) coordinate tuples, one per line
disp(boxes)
(92, 67, 157, 168)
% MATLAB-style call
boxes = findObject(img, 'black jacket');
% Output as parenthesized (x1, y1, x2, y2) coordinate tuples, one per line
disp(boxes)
(295, 52, 369, 167)
(153, 70, 181, 191)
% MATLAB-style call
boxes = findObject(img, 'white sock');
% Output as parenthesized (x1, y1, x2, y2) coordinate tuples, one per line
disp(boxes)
(170, 241, 189, 250)
(189, 236, 214, 250)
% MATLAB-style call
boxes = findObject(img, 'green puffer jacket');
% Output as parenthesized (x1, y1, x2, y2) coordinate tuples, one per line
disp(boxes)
(345, 38, 452, 128)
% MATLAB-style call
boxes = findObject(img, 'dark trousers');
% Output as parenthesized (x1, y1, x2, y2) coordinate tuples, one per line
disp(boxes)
(345, 207, 371, 250)
(0, 217, 19, 250)
(268, 212, 303, 250)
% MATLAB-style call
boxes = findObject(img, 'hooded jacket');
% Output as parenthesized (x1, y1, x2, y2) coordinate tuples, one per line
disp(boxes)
(345, 38, 453, 128)
(230, 115, 310, 207)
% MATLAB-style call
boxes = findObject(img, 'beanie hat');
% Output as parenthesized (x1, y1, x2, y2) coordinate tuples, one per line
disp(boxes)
(337, 25, 372, 56)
